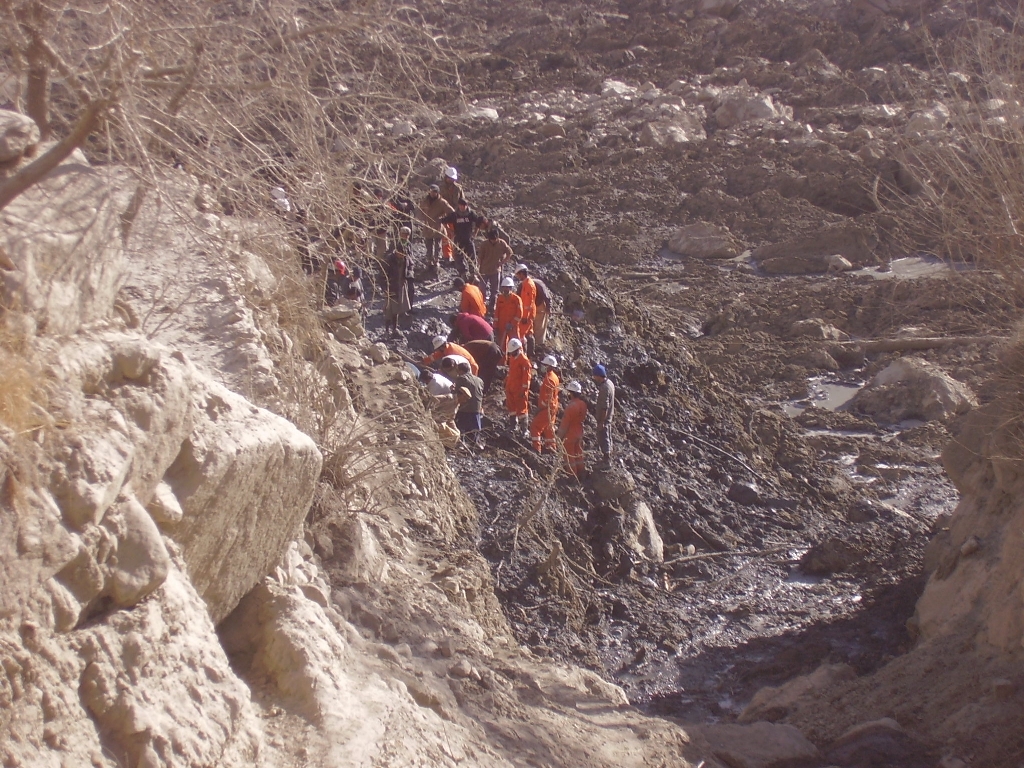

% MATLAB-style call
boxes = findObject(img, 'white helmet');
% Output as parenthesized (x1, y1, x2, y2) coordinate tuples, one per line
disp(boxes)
(514, 263, 529, 275)
(445, 166, 458, 180)
(399, 226, 411, 235)
(431, 335, 447, 350)
(507, 338, 523, 353)
(565, 380, 582, 394)
(500, 277, 515, 288)
(541, 355, 557, 367)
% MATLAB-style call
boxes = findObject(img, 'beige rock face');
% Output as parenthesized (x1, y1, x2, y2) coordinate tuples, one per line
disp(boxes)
(916, 399, 1024, 650)
(0, 150, 133, 335)
(163, 376, 321, 623)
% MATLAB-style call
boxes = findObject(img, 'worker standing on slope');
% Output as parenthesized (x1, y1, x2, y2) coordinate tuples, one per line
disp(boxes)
(382, 239, 413, 338)
(477, 227, 514, 314)
(514, 264, 538, 359)
(417, 184, 453, 272)
(532, 275, 553, 350)
(452, 277, 487, 318)
(494, 277, 523, 356)
(557, 381, 588, 478)
(439, 199, 486, 280)
(530, 355, 560, 453)
(593, 364, 615, 466)
(439, 166, 464, 262)
(423, 335, 479, 375)
(505, 338, 532, 433)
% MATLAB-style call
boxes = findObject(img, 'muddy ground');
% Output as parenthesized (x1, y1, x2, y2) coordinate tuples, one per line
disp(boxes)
(343, 0, 1023, 760)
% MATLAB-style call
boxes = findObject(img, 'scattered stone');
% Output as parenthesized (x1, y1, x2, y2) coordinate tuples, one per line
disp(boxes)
(959, 535, 981, 557)
(439, 637, 457, 658)
(790, 319, 848, 341)
(367, 343, 390, 364)
(727, 482, 762, 506)
(800, 537, 861, 575)
(992, 678, 1015, 700)
(449, 659, 474, 678)
(0, 110, 40, 162)
(591, 467, 636, 502)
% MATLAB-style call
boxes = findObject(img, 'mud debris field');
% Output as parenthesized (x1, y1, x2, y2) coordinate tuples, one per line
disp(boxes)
(352, 0, 1024, 758)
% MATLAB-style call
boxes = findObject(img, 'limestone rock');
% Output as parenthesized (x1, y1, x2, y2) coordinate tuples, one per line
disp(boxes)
(0, 155, 133, 335)
(849, 358, 976, 424)
(592, 467, 636, 502)
(714, 87, 791, 129)
(624, 500, 665, 562)
(905, 102, 951, 135)
(639, 112, 707, 148)
(103, 495, 171, 608)
(164, 376, 322, 623)
(667, 222, 741, 260)
(696, 721, 820, 768)
(790, 318, 848, 341)
(0, 110, 40, 162)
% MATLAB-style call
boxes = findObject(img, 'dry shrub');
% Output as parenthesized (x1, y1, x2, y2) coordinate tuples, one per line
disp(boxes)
(892, 14, 1024, 304)
(0, 322, 48, 436)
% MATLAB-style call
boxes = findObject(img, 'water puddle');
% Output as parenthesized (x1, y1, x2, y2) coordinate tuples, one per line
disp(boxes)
(782, 378, 863, 418)
(851, 254, 973, 280)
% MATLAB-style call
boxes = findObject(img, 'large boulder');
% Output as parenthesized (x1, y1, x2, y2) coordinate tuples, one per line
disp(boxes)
(0, 152, 134, 335)
(740, 664, 857, 723)
(849, 358, 976, 424)
(666, 222, 741, 260)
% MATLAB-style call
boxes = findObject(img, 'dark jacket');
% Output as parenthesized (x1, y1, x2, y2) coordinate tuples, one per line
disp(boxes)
(440, 207, 486, 243)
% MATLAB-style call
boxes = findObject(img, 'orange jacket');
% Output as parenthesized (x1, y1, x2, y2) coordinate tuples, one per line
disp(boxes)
(537, 370, 560, 421)
(519, 277, 537, 322)
(460, 284, 487, 317)
(423, 342, 479, 375)
(494, 292, 523, 337)
(557, 397, 588, 442)
(505, 353, 532, 415)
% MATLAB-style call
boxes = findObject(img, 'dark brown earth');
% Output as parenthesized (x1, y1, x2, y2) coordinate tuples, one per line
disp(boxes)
(349, 0, 1023, 763)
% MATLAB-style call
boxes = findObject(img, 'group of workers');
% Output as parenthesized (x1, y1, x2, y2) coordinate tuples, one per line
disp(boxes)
(279, 162, 618, 477)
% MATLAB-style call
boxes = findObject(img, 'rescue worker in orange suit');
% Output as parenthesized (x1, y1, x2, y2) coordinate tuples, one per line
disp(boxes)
(452, 277, 486, 318)
(530, 355, 560, 453)
(422, 335, 479, 376)
(557, 380, 588, 477)
(504, 337, 532, 432)
(494, 277, 523, 356)
(514, 263, 538, 359)
(439, 166, 463, 262)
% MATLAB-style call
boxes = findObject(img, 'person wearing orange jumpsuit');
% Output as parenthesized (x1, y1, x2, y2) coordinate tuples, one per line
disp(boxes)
(453, 277, 487, 318)
(494, 277, 523, 357)
(530, 356, 560, 453)
(557, 381, 588, 477)
(422, 335, 479, 375)
(504, 337, 532, 432)
(514, 264, 537, 358)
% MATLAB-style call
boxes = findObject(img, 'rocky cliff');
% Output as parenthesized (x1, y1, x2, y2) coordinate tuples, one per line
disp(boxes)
(0, 119, 709, 768)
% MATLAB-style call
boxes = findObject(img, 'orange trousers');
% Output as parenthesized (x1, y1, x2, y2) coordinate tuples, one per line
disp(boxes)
(530, 411, 556, 452)
(442, 223, 454, 260)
